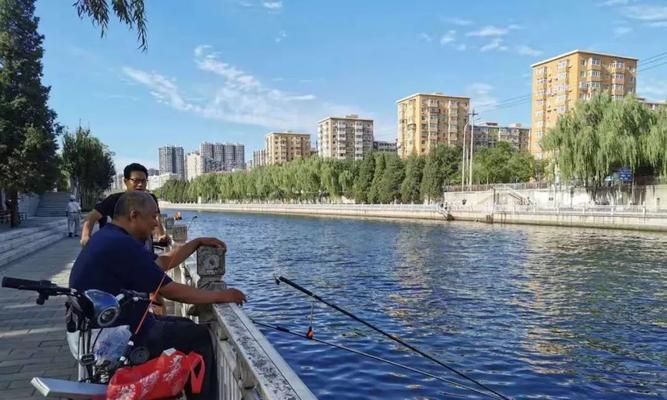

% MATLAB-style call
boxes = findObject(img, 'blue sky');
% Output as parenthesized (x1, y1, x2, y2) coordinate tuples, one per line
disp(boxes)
(35, 0, 667, 172)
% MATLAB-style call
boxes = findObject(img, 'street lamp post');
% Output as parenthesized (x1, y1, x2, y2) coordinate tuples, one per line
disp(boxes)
(468, 108, 477, 191)
(462, 119, 469, 192)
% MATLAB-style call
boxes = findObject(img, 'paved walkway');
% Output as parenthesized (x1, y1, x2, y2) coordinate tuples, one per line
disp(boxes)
(0, 237, 82, 399)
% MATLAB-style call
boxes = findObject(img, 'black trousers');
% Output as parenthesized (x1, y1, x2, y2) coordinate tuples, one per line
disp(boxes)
(139, 315, 217, 399)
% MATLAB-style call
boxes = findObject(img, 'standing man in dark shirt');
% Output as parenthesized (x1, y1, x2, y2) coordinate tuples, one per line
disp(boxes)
(80, 163, 168, 247)
(70, 191, 246, 399)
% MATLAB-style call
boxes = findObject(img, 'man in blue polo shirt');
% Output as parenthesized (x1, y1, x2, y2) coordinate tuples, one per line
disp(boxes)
(69, 191, 245, 399)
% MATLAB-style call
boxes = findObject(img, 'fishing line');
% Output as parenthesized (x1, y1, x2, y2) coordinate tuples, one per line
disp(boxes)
(274, 275, 511, 400)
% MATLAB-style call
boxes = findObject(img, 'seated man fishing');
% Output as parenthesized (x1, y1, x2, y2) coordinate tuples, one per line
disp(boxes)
(69, 190, 246, 399)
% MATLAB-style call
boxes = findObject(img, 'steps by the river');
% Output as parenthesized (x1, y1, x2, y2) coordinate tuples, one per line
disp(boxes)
(35, 192, 72, 217)
(0, 218, 70, 269)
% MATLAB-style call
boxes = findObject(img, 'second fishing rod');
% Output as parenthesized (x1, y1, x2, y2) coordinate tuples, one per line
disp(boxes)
(275, 275, 511, 400)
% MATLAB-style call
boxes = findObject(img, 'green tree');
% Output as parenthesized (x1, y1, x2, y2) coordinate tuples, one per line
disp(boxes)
(378, 155, 404, 203)
(61, 127, 115, 210)
(368, 153, 386, 203)
(353, 155, 375, 203)
(644, 107, 667, 177)
(541, 93, 659, 189)
(400, 155, 425, 203)
(74, 0, 147, 50)
(421, 145, 461, 203)
(0, 0, 60, 226)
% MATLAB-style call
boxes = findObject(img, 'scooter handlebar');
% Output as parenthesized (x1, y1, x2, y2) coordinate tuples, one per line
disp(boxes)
(2, 276, 50, 290)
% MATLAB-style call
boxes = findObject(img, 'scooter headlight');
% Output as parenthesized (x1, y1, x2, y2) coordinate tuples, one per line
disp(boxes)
(84, 289, 120, 327)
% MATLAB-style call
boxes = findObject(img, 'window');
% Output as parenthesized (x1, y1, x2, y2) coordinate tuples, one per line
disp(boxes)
(558, 72, 567, 80)
(614, 73, 624, 80)
(580, 71, 586, 78)
(589, 70, 601, 78)
(592, 58, 601, 65)
(581, 59, 587, 66)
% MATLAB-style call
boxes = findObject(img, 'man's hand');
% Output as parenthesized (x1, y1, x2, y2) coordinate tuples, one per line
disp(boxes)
(80, 233, 90, 246)
(155, 234, 172, 246)
(217, 288, 246, 305)
(197, 237, 226, 251)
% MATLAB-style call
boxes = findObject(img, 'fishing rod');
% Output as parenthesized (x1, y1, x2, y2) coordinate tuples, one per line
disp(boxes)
(275, 275, 511, 400)
(252, 319, 498, 399)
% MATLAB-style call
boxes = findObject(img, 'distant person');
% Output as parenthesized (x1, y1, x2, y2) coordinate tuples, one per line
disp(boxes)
(80, 163, 169, 247)
(65, 195, 81, 237)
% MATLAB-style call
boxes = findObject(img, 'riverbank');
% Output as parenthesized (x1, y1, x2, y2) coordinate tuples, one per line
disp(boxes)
(160, 202, 667, 232)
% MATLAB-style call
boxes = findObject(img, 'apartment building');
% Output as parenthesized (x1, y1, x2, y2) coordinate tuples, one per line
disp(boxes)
(158, 146, 185, 180)
(397, 93, 470, 159)
(531, 50, 638, 158)
(199, 142, 245, 171)
(186, 151, 203, 181)
(252, 149, 267, 168)
(317, 115, 374, 160)
(373, 140, 397, 154)
(265, 132, 311, 165)
(473, 122, 530, 152)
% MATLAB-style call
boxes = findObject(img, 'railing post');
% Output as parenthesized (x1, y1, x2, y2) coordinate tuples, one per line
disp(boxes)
(191, 246, 227, 323)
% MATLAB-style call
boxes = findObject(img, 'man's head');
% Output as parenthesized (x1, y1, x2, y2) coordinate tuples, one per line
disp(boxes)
(69, 195, 76, 201)
(123, 163, 149, 191)
(112, 191, 158, 241)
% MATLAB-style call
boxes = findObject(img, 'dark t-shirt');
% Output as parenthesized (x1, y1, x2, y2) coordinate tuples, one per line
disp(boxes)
(95, 192, 160, 220)
(69, 224, 172, 334)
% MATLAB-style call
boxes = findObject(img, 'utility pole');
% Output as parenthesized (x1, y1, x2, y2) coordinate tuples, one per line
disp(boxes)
(462, 119, 468, 192)
(468, 108, 478, 190)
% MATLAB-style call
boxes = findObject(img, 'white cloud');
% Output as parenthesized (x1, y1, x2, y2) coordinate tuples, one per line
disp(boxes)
(122, 45, 372, 132)
(121, 67, 194, 112)
(466, 83, 498, 109)
(516, 45, 542, 56)
(600, 0, 632, 6)
(445, 17, 472, 26)
(480, 38, 507, 52)
(623, 5, 667, 26)
(439, 30, 456, 45)
(418, 32, 433, 42)
(466, 24, 519, 37)
(275, 30, 287, 43)
(262, 1, 283, 10)
(613, 26, 633, 36)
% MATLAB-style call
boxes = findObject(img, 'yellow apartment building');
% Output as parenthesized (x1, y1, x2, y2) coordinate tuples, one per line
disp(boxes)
(317, 115, 374, 160)
(531, 50, 638, 158)
(265, 131, 311, 165)
(396, 93, 470, 159)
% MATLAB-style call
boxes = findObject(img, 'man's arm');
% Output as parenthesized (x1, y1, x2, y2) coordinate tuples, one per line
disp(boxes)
(155, 237, 226, 271)
(80, 209, 103, 246)
(159, 281, 245, 305)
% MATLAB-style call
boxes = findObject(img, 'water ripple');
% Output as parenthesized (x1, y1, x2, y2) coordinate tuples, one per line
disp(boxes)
(184, 211, 667, 399)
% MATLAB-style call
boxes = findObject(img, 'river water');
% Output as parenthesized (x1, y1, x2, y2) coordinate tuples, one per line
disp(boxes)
(183, 210, 666, 400)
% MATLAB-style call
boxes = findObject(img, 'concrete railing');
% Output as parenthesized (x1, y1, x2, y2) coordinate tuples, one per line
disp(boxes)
(164, 221, 317, 400)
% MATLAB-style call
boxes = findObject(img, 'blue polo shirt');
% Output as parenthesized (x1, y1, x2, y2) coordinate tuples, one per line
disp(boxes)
(69, 223, 172, 335)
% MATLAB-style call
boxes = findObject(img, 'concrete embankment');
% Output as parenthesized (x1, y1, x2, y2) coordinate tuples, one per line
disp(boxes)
(160, 202, 443, 221)
(161, 202, 667, 232)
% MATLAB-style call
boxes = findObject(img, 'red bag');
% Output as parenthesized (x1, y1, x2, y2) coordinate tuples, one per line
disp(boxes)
(106, 348, 204, 400)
